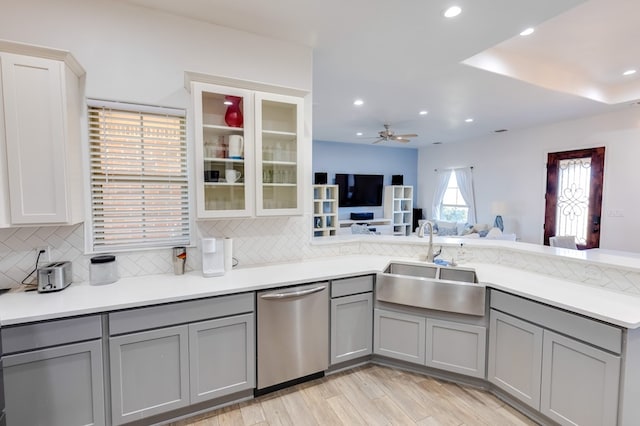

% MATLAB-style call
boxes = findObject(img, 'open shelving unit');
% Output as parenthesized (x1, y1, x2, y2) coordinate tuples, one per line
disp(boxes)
(313, 185, 338, 237)
(384, 185, 414, 236)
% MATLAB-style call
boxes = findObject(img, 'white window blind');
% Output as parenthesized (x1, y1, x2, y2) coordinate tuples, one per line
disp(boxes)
(88, 101, 189, 251)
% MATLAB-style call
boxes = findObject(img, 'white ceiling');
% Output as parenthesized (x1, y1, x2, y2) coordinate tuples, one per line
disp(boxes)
(121, 0, 640, 147)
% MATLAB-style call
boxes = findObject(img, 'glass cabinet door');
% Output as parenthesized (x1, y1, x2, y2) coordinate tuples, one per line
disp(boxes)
(193, 83, 253, 218)
(255, 93, 303, 216)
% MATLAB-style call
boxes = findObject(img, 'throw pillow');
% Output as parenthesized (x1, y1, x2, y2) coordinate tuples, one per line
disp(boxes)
(435, 220, 458, 236)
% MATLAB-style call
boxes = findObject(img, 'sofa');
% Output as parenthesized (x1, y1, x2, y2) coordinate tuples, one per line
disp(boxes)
(430, 220, 516, 241)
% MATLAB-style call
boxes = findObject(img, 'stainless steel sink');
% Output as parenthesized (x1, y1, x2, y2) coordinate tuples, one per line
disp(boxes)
(376, 261, 485, 316)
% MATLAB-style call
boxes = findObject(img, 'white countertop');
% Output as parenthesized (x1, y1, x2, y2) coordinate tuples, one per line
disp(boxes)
(1, 255, 640, 329)
(314, 234, 640, 271)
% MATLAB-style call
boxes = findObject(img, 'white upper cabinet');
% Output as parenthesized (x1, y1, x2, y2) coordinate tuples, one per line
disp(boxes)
(192, 82, 254, 218)
(191, 81, 304, 218)
(0, 41, 84, 227)
(255, 92, 303, 216)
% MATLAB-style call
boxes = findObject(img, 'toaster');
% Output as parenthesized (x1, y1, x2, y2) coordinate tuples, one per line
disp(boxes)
(37, 261, 72, 293)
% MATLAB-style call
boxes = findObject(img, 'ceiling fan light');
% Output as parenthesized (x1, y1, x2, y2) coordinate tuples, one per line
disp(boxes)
(443, 6, 462, 18)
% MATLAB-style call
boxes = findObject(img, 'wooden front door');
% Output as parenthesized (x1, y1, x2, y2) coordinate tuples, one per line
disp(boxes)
(544, 147, 605, 248)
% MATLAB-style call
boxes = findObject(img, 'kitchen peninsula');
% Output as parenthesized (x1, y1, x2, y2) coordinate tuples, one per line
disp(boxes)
(1, 238, 640, 426)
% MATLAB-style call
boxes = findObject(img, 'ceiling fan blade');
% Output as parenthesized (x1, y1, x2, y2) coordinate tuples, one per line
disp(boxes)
(372, 138, 385, 144)
(395, 138, 411, 143)
(394, 133, 418, 138)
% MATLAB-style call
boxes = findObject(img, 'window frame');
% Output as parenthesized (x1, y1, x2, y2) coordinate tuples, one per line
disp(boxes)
(439, 170, 470, 222)
(85, 99, 191, 253)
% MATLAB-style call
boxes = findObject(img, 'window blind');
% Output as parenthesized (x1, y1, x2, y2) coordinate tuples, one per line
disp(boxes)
(88, 101, 189, 251)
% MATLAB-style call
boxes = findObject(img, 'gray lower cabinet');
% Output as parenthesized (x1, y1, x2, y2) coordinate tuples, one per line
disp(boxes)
(4, 340, 105, 426)
(489, 290, 623, 426)
(330, 293, 373, 364)
(488, 309, 543, 409)
(108, 293, 255, 424)
(374, 308, 486, 379)
(426, 318, 486, 378)
(189, 314, 255, 403)
(110, 325, 190, 425)
(110, 315, 256, 424)
(374, 308, 426, 364)
(2, 315, 105, 426)
(541, 330, 620, 426)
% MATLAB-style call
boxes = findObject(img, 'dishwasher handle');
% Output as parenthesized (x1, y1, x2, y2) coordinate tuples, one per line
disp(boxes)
(260, 285, 326, 300)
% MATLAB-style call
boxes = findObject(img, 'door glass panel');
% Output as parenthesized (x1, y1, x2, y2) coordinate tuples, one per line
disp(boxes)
(201, 91, 246, 212)
(261, 100, 297, 210)
(556, 157, 591, 244)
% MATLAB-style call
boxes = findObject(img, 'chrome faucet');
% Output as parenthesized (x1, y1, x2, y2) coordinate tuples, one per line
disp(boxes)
(417, 220, 435, 262)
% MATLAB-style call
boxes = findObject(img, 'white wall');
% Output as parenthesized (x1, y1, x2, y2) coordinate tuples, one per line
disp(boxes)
(418, 107, 640, 251)
(0, 0, 312, 106)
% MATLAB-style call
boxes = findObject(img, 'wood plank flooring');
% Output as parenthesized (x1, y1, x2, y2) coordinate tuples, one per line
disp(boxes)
(169, 364, 539, 426)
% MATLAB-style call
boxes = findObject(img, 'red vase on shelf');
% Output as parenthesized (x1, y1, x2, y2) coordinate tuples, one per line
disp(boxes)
(224, 96, 243, 128)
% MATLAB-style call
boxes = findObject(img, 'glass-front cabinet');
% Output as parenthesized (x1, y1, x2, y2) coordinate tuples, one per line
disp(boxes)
(255, 93, 303, 216)
(193, 83, 254, 218)
(192, 81, 304, 218)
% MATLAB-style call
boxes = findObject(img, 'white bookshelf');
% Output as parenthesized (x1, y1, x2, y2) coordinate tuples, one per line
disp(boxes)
(384, 185, 413, 236)
(313, 185, 339, 237)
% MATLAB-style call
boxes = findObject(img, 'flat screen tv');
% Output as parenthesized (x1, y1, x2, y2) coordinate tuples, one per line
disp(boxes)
(335, 174, 384, 207)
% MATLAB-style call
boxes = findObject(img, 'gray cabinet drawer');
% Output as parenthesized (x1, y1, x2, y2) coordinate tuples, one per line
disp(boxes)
(331, 275, 374, 298)
(109, 292, 254, 335)
(490, 290, 622, 354)
(2, 315, 102, 355)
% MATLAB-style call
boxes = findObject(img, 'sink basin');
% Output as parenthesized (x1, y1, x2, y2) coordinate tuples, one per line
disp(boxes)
(376, 261, 485, 316)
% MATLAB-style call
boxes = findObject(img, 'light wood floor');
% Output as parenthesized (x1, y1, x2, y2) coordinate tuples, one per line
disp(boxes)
(169, 364, 539, 426)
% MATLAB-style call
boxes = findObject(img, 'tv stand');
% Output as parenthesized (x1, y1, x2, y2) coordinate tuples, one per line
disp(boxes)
(338, 218, 392, 228)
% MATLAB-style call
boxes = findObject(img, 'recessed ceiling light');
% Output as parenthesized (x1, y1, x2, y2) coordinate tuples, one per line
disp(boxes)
(623, 69, 637, 76)
(353, 99, 364, 106)
(356, 132, 363, 136)
(465, 118, 474, 123)
(419, 110, 428, 115)
(520, 27, 535, 36)
(443, 6, 462, 18)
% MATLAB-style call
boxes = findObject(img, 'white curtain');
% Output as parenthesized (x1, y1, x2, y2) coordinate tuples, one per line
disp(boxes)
(431, 170, 451, 220)
(455, 167, 477, 224)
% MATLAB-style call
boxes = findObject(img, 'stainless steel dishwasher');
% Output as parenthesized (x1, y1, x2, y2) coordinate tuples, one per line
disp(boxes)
(256, 282, 329, 392)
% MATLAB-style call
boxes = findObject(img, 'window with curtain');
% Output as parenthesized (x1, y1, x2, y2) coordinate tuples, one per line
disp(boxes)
(432, 168, 476, 223)
(441, 171, 469, 222)
(87, 100, 189, 252)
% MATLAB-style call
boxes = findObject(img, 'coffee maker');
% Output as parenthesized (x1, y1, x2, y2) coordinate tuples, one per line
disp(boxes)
(201, 237, 225, 277)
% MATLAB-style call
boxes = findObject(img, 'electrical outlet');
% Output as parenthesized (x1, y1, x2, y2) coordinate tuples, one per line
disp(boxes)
(36, 246, 51, 263)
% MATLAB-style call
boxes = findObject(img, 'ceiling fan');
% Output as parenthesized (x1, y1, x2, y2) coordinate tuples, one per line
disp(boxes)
(372, 124, 418, 144)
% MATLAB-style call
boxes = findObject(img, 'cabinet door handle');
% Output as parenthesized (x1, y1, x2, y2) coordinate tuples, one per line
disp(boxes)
(260, 285, 326, 300)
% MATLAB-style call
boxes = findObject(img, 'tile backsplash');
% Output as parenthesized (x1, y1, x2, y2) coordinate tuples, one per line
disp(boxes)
(0, 216, 322, 289)
(2, 219, 640, 298)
